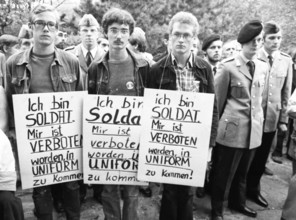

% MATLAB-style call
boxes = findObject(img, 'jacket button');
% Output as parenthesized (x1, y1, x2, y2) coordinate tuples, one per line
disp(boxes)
(225, 119, 228, 122)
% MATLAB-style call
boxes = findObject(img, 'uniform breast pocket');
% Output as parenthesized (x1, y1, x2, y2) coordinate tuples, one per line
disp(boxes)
(61, 75, 77, 91)
(230, 81, 248, 99)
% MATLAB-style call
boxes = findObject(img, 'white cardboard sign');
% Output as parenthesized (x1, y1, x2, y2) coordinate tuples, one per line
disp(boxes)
(13, 91, 85, 189)
(138, 88, 214, 187)
(83, 95, 145, 185)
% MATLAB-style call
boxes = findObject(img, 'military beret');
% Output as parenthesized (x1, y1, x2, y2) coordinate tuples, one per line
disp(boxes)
(202, 34, 221, 51)
(237, 20, 263, 44)
(79, 14, 100, 28)
(0, 34, 18, 45)
(263, 21, 281, 35)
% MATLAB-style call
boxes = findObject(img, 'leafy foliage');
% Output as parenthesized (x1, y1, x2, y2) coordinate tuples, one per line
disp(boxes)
(1, 0, 296, 53)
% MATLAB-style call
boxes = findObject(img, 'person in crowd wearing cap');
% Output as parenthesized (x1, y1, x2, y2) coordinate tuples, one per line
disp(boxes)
(5, 4, 83, 220)
(55, 30, 69, 49)
(87, 8, 149, 220)
(18, 24, 34, 51)
(267, 23, 293, 165)
(246, 21, 292, 207)
(0, 85, 25, 220)
(202, 34, 223, 75)
(128, 26, 155, 66)
(97, 37, 109, 53)
(147, 11, 218, 220)
(0, 34, 19, 60)
(65, 14, 104, 89)
(211, 20, 268, 220)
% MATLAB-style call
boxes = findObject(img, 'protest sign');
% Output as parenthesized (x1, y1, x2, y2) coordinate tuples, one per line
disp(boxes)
(13, 91, 85, 189)
(138, 88, 214, 187)
(83, 95, 146, 185)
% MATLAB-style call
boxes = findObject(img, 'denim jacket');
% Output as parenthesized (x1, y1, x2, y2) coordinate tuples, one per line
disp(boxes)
(5, 47, 83, 121)
(87, 48, 149, 96)
(148, 54, 218, 147)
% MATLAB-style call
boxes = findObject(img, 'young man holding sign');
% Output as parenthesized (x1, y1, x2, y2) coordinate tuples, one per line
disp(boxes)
(5, 4, 83, 220)
(87, 8, 149, 220)
(148, 12, 218, 220)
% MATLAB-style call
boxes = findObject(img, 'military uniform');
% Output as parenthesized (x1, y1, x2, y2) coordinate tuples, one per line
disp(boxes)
(211, 53, 268, 217)
(247, 48, 292, 195)
(65, 44, 104, 89)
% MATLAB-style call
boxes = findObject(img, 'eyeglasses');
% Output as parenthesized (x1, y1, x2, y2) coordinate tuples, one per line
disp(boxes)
(33, 20, 57, 31)
(171, 32, 193, 40)
(108, 28, 129, 35)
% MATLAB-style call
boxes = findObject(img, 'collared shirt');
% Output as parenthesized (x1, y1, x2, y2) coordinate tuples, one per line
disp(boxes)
(81, 45, 98, 60)
(171, 53, 195, 91)
(204, 56, 219, 75)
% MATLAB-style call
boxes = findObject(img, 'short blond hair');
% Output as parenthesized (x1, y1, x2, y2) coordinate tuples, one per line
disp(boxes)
(168, 12, 199, 37)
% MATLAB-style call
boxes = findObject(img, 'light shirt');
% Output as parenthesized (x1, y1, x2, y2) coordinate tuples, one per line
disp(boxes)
(81, 45, 98, 60)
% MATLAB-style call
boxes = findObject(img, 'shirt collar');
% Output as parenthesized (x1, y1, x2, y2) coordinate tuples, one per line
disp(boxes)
(263, 48, 277, 59)
(240, 52, 257, 65)
(81, 44, 98, 59)
(171, 53, 193, 68)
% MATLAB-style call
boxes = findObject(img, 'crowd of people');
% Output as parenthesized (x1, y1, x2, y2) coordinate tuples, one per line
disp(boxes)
(0, 3, 296, 220)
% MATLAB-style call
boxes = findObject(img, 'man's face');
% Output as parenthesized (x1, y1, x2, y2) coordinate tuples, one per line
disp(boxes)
(170, 22, 195, 56)
(242, 33, 263, 58)
(31, 11, 57, 47)
(264, 31, 282, 53)
(191, 38, 199, 55)
(55, 31, 68, 45)
(99, 38, 109, 52)
(107, 23, 130, 51)
(206, 40, 223, 62)
(80, 26, 99, 49)
(223, 42, 236, 58)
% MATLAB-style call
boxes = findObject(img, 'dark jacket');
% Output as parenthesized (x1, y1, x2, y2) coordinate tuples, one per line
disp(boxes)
(148, 54, 218, 147)
(88, 48, 149, 96)
(6, 47, 83, 117)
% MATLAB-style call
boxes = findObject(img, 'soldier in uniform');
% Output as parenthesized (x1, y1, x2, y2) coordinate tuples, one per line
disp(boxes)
(65, 14, 104, 89)
(247, 21, 292, 207)
(202, 34, 223, 75)
(211, 20, 268, 220)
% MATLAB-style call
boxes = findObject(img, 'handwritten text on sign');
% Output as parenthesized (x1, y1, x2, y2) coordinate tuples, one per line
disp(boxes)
(138, 89, 214, 186)
(13, 92, 85, 189)
(83, 95, 145, 185)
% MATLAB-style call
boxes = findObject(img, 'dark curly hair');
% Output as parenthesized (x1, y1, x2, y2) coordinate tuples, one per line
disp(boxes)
(102, 8, 135, 36)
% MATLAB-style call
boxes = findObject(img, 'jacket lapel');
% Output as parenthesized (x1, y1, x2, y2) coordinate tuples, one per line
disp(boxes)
(76, 44, 88, 73)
